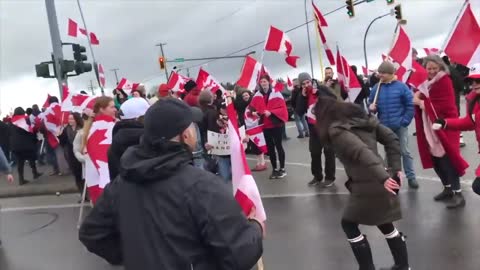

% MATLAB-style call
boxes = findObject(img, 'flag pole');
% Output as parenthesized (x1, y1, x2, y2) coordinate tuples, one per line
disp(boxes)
(314, 18, 325, 81)
(76, 0, 104, 95)
(440, 0, 469, 51)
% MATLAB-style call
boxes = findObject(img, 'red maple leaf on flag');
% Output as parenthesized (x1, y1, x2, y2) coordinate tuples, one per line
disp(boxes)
(87, 129, 110, 170)
(253, 136, 260, 145)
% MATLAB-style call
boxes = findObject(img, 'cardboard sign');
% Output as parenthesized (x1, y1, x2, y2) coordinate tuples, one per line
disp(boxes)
(207, 127, 246, 156)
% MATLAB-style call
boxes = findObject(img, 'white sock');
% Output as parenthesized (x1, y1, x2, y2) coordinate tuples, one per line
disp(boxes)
(385, 229, 400, 239)
(348, 234, 365, 243)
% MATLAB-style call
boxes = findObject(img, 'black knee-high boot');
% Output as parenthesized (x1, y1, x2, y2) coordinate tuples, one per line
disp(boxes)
(380, 233, 410, 270)
(349, 236, 376, 270)
(31, 161, 43, 179)
(17, 160, 27, 185)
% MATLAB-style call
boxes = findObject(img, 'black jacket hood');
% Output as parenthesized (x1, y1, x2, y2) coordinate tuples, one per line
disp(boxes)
(119, 140, 193, 184)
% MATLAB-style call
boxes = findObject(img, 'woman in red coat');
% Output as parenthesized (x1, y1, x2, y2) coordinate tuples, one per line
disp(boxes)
(434, 66, 480, 196)
(413, 55, 469, 209)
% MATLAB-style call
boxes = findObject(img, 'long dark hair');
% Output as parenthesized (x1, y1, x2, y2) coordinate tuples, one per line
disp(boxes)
(70, 112, 84, 129)
(314, 97, 367, 142)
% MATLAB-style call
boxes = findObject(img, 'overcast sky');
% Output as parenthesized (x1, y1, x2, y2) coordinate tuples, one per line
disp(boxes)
(1, 0, 479, 116)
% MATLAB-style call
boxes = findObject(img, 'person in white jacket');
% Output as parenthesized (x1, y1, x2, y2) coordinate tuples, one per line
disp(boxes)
(73, 128, 88, 201)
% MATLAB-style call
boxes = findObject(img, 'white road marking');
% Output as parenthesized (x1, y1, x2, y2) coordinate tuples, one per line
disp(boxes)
(1, 203, 90, 213)
(246, 158, 474, 185)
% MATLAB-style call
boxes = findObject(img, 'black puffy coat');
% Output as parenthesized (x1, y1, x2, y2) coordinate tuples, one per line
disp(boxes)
(9, 125, 37, 156)
(107, 120, 144, 180)
(79, 141, 263, 270)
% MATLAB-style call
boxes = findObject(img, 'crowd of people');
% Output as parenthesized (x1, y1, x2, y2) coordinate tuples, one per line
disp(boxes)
(0, 49, 479, 269)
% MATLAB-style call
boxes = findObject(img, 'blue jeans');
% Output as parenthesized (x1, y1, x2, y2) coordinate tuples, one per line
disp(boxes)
(215, 156, 231, 182)
(392, 126, 416, 181)
(294, 113, 308, 136)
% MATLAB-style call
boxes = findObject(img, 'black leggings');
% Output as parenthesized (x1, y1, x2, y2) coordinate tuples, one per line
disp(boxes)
(432, 155, 461, 191)
(264, 126, 285, 170)
(473, 178, 480, 196)
(341, 219, 395, 240)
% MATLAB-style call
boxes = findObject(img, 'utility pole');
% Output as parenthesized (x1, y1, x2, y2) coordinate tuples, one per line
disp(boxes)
(304, 0, 314, 78)
(45, 0, 66, 98)
(87, 80, 96, 95)
(155, 43, 169, 81)
(110, 68, 120, 85)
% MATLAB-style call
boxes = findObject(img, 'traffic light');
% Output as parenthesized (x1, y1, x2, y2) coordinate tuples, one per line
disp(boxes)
(35, 62, 54, 78)
(159, 57, 166, 70)
(71, 44, 92, 74)
(394, 4, 402, 20)
(72, 44, 88, 62)
(346, 0, 355, 18)
(386, 0, 395, 5)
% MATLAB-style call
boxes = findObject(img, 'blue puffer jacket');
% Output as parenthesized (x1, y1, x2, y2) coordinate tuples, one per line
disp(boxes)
(368, 80, 414, 130)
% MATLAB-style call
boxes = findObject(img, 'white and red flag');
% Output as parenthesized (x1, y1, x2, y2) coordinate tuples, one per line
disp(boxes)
(67, 18, 100, 45)
(237, 56, 263, 90)
(264, 26, 300, 68)
(443, 2, 480, 67)
(424, 48, 440, 55)
(41, 102, 63, 148)
(286, 76, 294, 90)
(336, 47, 362, 103)
(85, 115, 115, 205)
(97, 63, 106, 87)
(196, 68, 225, 94)
(408, 60, 429, 94)
(388, 26, 412, 83)
(312, 2, 335, 65)
(245, 125, 268, 154)
(167, 72, 191, 93)
(226, 101, 266, 221)
(116, 78, 139, 95)
(12, 115, 33, 133)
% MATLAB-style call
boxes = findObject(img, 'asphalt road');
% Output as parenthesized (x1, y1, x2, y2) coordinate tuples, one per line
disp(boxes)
(0, 120, 479, 270)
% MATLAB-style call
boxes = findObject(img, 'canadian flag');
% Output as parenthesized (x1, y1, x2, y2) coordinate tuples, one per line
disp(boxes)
(97, 63, 106, 88)
(12, 115, 33, 133)
(362, 66, 373, 77)
(226, 102, 266, 221)
(336, 47, 362, 103)
(41, 102, 63, 148)
(237, 56, 263, 90)
(196, 68, 225, 94)
(61, 84, 73, 112)
(67, 18, 99, 45)
(264, 26, 300, 68)
(312, 2, 335, 65)
(85, 115, 115, 205)
(286, 76, 294, 90)
(388, 26, 412, 83)
(408, 60, 429, 95)
(246, 125, 268, 154)
(70, 94, 96, 113)
(424, 48, 440, 55)
(167, 72, 191, 93)
(42, 94, 52, 109)
(444, 2, 480, 67)
(116, 78, 140, 95)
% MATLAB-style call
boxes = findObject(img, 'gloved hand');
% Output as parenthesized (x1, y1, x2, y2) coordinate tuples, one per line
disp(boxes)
(432, 118, 446, 130)
(472, 177, 480, 196)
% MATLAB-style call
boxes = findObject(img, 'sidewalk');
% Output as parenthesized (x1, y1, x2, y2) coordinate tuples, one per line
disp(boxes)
(0, 164, 78, 198)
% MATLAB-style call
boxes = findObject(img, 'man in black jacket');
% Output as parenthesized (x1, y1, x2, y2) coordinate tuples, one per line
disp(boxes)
(79, 98, 264, 270)
(296, 72, 337, 187)
(108, 98, 150, 180)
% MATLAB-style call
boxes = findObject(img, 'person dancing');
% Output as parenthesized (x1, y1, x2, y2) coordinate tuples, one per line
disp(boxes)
(315, 97, 410, 270)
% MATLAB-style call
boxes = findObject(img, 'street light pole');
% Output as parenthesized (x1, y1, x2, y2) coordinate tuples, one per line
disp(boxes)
(156, 43, 168, 81)
(45, 0, 66, 98)
(110, 68, 119, 85)
(363, 11, 392, 71)
(304, 0, 315, 77)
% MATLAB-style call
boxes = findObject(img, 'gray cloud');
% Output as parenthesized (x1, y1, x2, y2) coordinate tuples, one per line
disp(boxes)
(1, 0, 478, 114)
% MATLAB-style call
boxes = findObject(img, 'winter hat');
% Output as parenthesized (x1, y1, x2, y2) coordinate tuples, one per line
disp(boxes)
(158, 84, 171, 97)
(144, 97, 199, 142)
(119, 97, 150, 120)
(298, 72, 312, 85)
(378, 61, 396, 74)
(184, 80, 197, 92)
